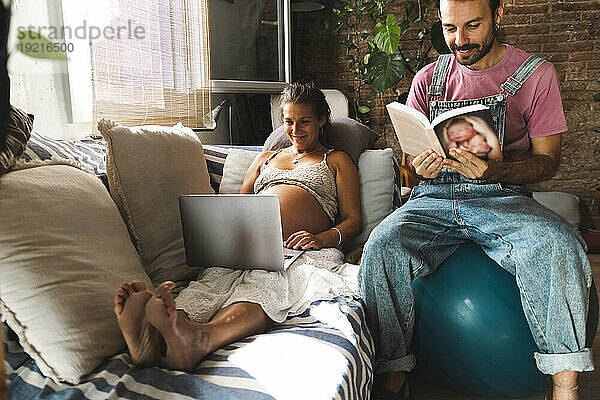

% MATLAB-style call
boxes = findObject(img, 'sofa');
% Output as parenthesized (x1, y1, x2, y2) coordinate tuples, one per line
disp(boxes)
(1, 121, 405, 400)
(2, 116, 586, 400)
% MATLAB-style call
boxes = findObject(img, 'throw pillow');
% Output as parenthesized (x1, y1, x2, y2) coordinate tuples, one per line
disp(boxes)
(263, 116, 380, 166)
(218, 147, 394, 251)
(0, 164, 152, 384)
(98, 119, 214, 288)
(532, 191, 581, 231)
(0, 106, 33, 176)
(20, 131, 108, 177)
(220, 148, 261, 194)
(342, 148, 394, 251)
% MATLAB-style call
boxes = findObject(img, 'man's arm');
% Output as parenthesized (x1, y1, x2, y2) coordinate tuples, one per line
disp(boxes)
(443, 133, 562, 184)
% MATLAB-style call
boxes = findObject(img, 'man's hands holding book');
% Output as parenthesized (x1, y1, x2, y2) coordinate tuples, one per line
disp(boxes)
(444, 148, 489, 179)
(411, 149, 445, 179)
(411, 147, 489, 180)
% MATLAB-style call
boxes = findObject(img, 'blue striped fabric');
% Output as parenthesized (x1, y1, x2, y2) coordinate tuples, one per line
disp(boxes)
(3, 298, 374, 400)
(21, 132, 107, 176)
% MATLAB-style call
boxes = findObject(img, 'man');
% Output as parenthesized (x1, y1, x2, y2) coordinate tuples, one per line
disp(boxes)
(358, 1, 594, 399)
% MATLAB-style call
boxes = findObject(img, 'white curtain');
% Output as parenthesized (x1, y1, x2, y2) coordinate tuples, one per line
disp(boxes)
(91, 0, 211, 128)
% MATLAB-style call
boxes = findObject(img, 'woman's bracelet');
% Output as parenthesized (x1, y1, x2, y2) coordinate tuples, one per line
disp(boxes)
(331, 227, 342, 247)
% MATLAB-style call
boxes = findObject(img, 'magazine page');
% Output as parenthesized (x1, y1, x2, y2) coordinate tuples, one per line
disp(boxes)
(433, 107, 502, 161)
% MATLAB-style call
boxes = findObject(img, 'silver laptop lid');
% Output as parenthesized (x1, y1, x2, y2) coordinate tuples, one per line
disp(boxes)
(179, 194, 301, 271)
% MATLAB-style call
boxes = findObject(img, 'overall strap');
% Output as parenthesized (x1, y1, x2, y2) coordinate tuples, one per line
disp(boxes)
(499, 55, 545, 96)
(428, 54, 453, 97)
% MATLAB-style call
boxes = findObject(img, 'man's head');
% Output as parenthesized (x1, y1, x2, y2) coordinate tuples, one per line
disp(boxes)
(438, 0, 504, 70)
(436, 0, 501, 16)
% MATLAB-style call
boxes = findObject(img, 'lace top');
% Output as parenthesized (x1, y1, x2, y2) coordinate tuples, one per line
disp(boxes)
(253, 148, 338, 223)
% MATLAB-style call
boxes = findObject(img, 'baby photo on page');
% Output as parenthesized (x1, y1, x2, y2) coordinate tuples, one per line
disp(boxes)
(434, 110, 502, 161)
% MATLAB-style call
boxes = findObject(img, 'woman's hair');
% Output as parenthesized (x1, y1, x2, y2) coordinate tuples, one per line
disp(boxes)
(279, 81, 333, 147)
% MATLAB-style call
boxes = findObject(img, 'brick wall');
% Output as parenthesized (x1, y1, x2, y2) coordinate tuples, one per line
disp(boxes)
(295, 0, 600, 231)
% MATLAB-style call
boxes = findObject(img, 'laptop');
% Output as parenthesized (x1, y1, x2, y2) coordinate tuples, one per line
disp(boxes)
(179, 194, 305, 271)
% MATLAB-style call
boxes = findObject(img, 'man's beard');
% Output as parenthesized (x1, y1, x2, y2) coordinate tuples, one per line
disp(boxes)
(451, 28, 496, 67)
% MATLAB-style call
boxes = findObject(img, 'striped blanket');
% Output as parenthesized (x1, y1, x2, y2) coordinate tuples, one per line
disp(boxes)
(4, 298, 374, 399)
(5, 139, 379, 399)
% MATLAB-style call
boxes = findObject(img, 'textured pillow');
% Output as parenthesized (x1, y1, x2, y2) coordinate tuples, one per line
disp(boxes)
(21, 131, 107, 176)
(0, 106, 33, 175)
(342, 148, 394, 251)
(98, 119, 214, 288)
(263, 116, 380, 166)
(218, 147, 394, 251)
(220, 148, 261, 194)
(0, 164, 152, 384)
(532, 191, 581, 231)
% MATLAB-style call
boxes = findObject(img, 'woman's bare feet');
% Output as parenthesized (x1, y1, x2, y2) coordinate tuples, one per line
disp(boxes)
(145, 281, 214, 372)
(113, 280, 162, 367)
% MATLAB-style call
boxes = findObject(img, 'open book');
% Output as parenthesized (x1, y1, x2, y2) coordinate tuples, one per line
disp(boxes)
(386, 102, 502, 161)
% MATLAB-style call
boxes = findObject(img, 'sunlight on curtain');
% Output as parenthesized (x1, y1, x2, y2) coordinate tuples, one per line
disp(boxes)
(91, 0, 211, 129)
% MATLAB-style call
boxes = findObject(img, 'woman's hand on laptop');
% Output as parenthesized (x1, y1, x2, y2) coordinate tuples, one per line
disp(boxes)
(285, 230, 325, 250)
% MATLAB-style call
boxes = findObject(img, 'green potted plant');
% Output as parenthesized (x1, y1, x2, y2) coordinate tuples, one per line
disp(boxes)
(327, 0, 449, 123)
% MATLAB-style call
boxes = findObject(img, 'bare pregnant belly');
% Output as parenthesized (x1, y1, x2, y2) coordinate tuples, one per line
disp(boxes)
(261, 185, 332, 240)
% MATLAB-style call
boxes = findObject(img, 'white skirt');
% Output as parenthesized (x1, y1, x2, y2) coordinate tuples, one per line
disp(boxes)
(175, 248, 360, 324)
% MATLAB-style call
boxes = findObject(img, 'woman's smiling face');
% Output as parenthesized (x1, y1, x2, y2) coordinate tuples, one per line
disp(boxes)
(282, 102, 324, 152)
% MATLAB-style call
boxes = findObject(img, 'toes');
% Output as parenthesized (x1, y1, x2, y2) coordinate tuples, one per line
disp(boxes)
(162, 290, 177, 317)
(120, 282, 134, 296)
(154, 281, 175, 299)
(114, 299, 124, 315)
(153, 281, 177, 316)
(129, 280, 147, 292)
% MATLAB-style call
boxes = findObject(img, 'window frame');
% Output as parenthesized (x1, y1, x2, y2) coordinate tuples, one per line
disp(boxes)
(209, 0, 292, 94)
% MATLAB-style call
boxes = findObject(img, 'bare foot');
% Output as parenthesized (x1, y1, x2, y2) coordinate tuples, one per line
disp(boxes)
(145, 281, 214, 372)
(113, 280, 162, 366)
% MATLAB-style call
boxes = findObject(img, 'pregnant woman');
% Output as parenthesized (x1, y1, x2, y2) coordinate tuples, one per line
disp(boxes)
(114, 81, 363, 372)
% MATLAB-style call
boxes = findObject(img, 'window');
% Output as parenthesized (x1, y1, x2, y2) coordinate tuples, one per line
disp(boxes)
(209, 0, 291, 93)
(62, 0, 212, 128)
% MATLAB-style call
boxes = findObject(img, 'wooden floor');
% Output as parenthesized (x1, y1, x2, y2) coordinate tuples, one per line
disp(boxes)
(410, 253, 600, 400)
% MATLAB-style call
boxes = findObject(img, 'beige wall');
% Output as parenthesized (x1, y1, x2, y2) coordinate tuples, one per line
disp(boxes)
(294, 0, 600, 231)
(8, 0, 93, 139)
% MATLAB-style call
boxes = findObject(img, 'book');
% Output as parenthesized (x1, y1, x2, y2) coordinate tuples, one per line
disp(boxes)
(386, 102, 502, 161)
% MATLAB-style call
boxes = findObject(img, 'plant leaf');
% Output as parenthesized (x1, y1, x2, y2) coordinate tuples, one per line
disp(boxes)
(16, 30, 67, 60)
(366, 52, 405, 92)
(358, 105, 371, 114)
(366, 92, 377, 102)
(373, 14, 402, 54)
(594, 93, 600, 102)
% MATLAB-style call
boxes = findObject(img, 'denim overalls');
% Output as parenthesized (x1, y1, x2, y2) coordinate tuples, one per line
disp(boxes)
(359, 54, 594, 376)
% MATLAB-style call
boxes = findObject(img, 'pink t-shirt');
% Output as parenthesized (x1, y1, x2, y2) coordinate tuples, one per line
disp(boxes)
(406, 44, 567, 161)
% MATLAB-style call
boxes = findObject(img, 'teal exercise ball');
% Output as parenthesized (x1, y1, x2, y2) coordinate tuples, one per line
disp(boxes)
(412, 243, 550, 398)
(412, 243, 599, 398)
